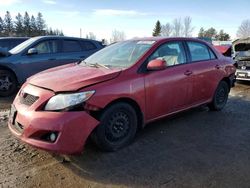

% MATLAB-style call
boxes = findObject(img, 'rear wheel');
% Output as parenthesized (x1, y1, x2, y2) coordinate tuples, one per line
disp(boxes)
(92, 102, 138, 151)
(0, 70, 17, 97)
(208, 81, 229, 111)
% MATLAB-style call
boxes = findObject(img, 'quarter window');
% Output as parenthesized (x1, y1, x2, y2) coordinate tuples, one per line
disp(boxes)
(63, 40, 82, 52)
(209, 48, 216, 59)
(187, 42, 211, 61)
(149, 42, 186, 66)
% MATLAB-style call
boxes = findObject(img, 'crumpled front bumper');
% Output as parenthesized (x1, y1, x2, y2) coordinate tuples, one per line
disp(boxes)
(8, 84, 99, 154)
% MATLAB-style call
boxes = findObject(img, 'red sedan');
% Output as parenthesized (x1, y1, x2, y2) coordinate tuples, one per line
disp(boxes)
(8, 37, 236, 154)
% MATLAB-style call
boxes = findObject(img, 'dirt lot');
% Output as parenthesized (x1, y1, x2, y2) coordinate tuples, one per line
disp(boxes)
(0, 82, 250, 188)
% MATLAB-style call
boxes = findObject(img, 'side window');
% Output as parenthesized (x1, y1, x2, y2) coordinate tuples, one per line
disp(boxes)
(63, 40, 82, 52)
(187, 42, 211, 61)
(34, 40, 59, 54)
(149, 42, 186, 66)
(81, 41, 97, 51)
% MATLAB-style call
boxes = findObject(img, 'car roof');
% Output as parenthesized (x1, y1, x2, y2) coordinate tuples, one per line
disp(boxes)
(31, 35, 101, 42)
(129, 37, 210, 43)
(0, 37, 29, 40)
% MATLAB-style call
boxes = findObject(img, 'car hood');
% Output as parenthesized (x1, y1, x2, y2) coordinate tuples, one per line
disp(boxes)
(28, 63, 122, 92)
(232, 38, 250, 60)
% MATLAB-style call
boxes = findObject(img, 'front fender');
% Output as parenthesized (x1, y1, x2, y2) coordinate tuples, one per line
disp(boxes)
(0, 62, 24, 84)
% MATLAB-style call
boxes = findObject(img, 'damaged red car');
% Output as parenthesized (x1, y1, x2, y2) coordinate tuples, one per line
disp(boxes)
(8, 37, 236, 154)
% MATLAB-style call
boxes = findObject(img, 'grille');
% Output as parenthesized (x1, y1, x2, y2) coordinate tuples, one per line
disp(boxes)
(19, 93, 39, 106)
(238, 61, 250, 70)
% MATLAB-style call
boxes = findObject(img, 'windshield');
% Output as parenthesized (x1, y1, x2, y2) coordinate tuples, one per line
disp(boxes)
(9, 37, 38, 54)
(81, 40, 155, 69)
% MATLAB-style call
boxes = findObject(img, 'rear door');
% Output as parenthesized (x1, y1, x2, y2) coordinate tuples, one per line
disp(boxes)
(80, 40, 100, 58)
(185, 41, 224, 105)
(58, 39, 85, 63)
(144, 41, 193, 120)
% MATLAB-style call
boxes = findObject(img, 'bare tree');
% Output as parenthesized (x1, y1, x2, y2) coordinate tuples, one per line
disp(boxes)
(237, 19, 250, 38)
(172, 18, 183, 37)
(161, 23, 172, 37)
(183, 16, 194, 37)
(110, 29, 126, 43)
(86, 32, 97, 40)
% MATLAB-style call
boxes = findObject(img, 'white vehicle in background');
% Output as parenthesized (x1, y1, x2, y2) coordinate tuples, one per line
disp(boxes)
(233, 37, 250, 81)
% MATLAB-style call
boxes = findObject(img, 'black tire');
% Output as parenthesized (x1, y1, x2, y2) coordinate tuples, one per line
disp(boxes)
(92, 102, 138, 152)
(0, 70, 18, 97)
(208, 81, 229, 111)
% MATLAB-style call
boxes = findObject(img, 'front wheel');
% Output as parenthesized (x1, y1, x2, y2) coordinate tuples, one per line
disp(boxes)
(92, 102, 138, 152)
(0, 70, 18, 97)
(208, 81, 229, 111)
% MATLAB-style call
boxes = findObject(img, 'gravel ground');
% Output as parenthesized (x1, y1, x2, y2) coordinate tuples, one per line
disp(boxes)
(0, 82, 250, 188)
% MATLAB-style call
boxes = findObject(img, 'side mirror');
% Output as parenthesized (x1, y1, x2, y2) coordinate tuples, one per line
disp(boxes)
(147, 59, 167, 71)
(27, 48, 38, 55)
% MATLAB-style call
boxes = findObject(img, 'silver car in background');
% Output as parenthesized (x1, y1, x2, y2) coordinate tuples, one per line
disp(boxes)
(233, 37, 250, 81)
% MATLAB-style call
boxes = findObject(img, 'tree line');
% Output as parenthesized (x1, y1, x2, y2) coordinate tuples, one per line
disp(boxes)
(0, 11, 63, 37)
(152, 17, 195, 37)
(152, 17, 231, 41)
(152, 17, 250, 40)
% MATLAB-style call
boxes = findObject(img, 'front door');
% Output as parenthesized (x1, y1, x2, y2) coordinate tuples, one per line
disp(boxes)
(144, 41, 192, 120)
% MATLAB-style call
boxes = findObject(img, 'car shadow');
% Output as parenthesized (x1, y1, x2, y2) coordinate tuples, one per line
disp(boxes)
(53, 96, 250, 187)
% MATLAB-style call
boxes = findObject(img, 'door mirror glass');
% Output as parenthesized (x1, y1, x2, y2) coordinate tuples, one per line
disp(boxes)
(27, 48, 38, 55)
(147, 59, 167, 71)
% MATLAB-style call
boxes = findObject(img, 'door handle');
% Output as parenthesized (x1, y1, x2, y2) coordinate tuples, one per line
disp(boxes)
(80, 56, 86, 59)
(215, 64, 222, 69)
(184, 70, 193, 76)
(48, 58, 56, 61)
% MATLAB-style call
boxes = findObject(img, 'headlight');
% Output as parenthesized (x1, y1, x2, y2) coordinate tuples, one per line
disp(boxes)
(44, 91, 95, 111)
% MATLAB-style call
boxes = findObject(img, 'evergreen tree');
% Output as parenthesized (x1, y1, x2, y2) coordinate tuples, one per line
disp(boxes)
(198, 27, 205, 38)
(23, 12, 31, 36)
(15, 13, 24, 37)
(30, 15, 37, 36)
(152, 20, 161, 36)
(0, 11, 63, 37)
(36, 12, 46, 35)
(59, 30, 64, 36)
(4, 11, 14, 36)
(204, 27, 217, 38)
(215, 30, 230, 41)
(0, 17, 4, 37)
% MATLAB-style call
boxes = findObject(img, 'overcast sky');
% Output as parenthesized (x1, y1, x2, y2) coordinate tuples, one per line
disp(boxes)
(0, 0, 249, 40)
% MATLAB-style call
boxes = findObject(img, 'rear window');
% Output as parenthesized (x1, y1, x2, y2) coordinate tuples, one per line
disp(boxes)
(63, 40, 82, 52)
(81, 41, 97, 51)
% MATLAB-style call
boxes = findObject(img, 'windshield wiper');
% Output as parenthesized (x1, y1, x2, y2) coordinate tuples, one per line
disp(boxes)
(89, 63, 110, 69)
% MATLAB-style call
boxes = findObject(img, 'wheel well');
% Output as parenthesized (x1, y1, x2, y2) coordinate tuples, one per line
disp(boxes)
(99, 98, 144, 130)
(0, 65, 18, 83)
(221, 77, 231, 92)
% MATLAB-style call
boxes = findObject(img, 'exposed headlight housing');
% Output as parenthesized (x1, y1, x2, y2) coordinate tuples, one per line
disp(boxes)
(44, 91, 95, 111)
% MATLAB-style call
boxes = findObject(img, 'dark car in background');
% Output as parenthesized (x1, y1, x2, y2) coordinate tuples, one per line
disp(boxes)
(233, 37, 250, 81)
(0, 37, 29, 51)
(0, 36, 104, 96)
